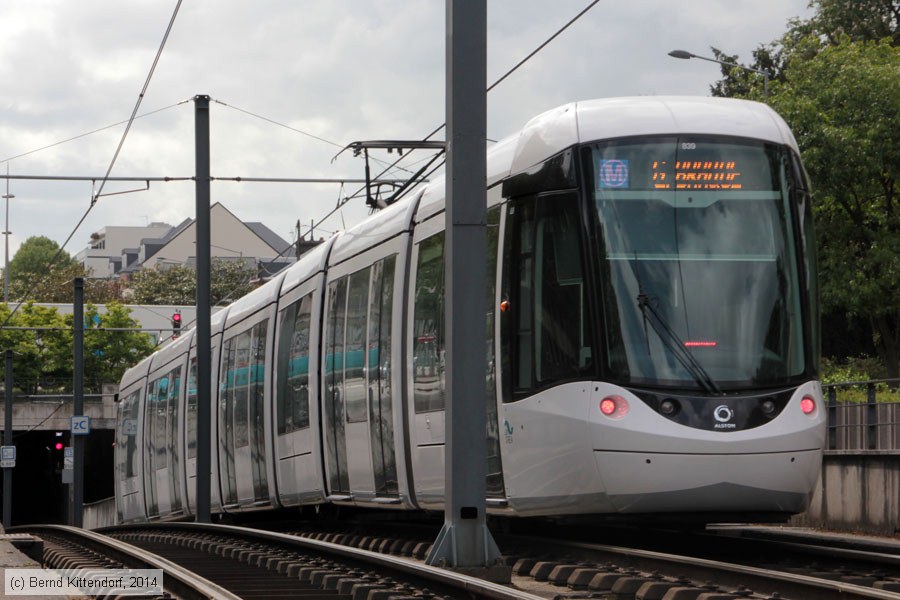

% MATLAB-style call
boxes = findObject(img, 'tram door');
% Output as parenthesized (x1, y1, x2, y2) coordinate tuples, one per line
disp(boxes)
(366, 257, 399, 498)
(323, 278, 351, 496)
(274, 291, 321, 505)
(143, 367, 183, 517)
(219, 321, 270, 508)
(324, 257, 400, 501)
(410, 208, 505, 506)
(116, 387, 145, 522)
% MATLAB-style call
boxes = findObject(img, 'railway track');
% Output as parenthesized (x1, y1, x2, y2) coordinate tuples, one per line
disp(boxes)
(267, 520, 900, 599)
(498, 533, 900, 599)
(14, 521, 900, 599)
(15, 524, 240, 599)
(20, 522, 545, 599)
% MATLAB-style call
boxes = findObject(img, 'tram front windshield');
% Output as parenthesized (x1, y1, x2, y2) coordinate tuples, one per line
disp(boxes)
(589, 137, 806, 391)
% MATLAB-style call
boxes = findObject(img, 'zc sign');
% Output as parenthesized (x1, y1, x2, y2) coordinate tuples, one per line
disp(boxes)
(71, 415, 91, 435)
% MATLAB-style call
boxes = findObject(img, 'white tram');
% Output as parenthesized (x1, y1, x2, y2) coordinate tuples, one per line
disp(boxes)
(115, 97, 826, 524)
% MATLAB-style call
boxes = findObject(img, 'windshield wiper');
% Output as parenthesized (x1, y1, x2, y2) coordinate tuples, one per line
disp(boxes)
(637, 293, 722, 395)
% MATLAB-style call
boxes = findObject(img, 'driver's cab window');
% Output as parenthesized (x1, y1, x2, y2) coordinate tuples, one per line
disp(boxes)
(502, 193, 591, 401)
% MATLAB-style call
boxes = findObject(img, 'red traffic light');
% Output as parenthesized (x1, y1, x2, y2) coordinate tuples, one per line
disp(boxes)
(54, 442, 64, 451)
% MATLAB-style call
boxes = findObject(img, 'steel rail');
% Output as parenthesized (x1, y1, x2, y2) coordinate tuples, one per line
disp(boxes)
(105, 521, 545, 600)
(15, 524, 241, 600)
(512, 534, 900, 600)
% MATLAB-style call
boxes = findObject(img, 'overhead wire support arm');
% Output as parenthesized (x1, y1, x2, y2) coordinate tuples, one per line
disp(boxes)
(333, 140, 445, 209)
(0, 174, 405, 185)
(92, 179, 150, 199)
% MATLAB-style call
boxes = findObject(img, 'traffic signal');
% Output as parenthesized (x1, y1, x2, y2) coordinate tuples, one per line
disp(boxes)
(172, 312, 182, 337)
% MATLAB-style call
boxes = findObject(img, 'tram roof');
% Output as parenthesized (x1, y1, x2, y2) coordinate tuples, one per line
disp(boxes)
(510, 96, 799, 176)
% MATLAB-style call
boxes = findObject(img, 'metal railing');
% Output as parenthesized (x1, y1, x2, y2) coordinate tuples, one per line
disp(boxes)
(823, 378, 900, 452)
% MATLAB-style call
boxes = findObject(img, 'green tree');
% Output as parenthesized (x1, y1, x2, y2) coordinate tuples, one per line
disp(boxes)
(710, 1, 899, 99)
(4, 236, 122, 303)
(83, 277, 126, 304)
(804, 0, 900, 46)
(127, 260, 259, 305)
(7, 236, 78, 301)
(771, 39, 900, 379)
(0, 303, 69, 393)
(9, 236, 76, 276)
(708, 2, 900, 380)
(79, 303, 156, 390)
(708, 44, 786, 100)
(0, 301, 154, 394)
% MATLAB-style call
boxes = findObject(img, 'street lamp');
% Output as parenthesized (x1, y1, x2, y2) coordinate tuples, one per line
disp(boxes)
(668, 49, 770, 99)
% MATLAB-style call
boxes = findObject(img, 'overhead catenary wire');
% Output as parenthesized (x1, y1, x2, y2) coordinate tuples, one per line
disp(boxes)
(91, 1, 183, 206)
(2, 0, 600, 334)
(213, 99, 417, 176)
(5, 1, 601, 264)
(0, 0, 183, 329)
(0, 102, 188, 166)
(487, 0, 601, 95)
(0, 174, 403, 185)
(213, 99, 344, 150)
(310, 0, 602, 233)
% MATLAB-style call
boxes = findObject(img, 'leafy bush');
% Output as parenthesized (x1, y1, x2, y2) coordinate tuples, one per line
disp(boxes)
(821, 356, 899, 403)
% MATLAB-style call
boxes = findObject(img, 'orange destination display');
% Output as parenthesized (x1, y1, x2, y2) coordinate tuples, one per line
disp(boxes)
(651, 160, 743, 190)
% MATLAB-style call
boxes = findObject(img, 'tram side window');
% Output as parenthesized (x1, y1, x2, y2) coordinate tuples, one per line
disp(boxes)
(144, 382, 155, 472)
(120, 390, 140, 478)
(221, 323, 267, 453)
(187, 358, 198, 459)
(145, 368, 181, 471)
(153, 376, 168, 470)
(324, 277, 348, 434)
(249, 321, 268, 436)
(233, 330, 252, 448)
(220, 337, 236, 462)
(502, 193, 590, 399)
(166, 369, 181, 466)
(345, 268, 371, 423)
(276, 294, 312, 434)
(413, 232, 446, 413)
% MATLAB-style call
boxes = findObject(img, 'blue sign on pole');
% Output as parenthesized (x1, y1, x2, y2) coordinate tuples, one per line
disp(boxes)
(71, 415, 90, 435)
(0, 446, 15, 468)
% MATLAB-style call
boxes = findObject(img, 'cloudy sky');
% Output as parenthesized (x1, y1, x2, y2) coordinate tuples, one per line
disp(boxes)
(0, 0, 811, 263)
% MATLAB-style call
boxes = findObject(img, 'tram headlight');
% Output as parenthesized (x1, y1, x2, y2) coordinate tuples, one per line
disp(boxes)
(659, 398, 679, 416)
(600, 395, 629, 419)
(760, 398, 777, 418)
(800, 395, 816, 415)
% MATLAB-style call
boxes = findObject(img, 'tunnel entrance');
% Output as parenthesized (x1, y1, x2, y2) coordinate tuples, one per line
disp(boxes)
(0, 429, 114, 526)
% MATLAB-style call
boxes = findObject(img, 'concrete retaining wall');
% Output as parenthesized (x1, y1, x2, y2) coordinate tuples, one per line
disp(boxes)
(792, 453, 900, 535)
(84, 497, 117, 530)
(0, 385, 119, 431)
